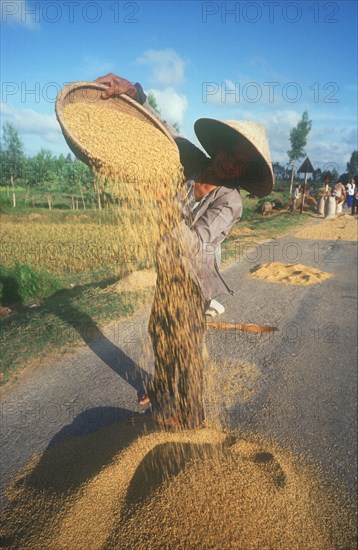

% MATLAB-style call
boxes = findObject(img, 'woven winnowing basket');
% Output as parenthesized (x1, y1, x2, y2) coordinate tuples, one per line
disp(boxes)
(55, 81, 179, 168)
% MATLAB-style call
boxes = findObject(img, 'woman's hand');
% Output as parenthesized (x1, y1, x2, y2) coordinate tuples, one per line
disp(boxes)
(95, 73, 137, 99)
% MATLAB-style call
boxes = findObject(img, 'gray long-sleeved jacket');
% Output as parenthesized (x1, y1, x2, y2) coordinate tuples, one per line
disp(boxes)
(174, 185, 242, 300)
(138, 91, 243, 300)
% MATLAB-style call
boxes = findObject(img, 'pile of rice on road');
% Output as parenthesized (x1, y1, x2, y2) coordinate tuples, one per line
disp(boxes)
(1, 423, 355, 549)
(295, 214, 357, 241)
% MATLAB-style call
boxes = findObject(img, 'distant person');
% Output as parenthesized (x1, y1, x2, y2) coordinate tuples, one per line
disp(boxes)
(324, 176, 331, 198)
(346, 178, 355, 208)
(291, 184, 301, 211)
(331, 179, 346, 209)
(351, 176, 358, 215)
(308, 186, 314, 197)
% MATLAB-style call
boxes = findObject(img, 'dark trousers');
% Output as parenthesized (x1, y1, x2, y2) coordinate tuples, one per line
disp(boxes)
(352, 196, 358, 215)
(148, 269, 207, 429)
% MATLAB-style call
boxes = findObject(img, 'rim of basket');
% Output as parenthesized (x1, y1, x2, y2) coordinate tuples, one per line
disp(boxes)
(55, 81, 179, 153)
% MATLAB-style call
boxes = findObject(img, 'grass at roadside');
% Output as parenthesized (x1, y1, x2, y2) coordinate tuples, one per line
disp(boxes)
(0, 285, 154, 385)
(0, 204, 312, 386)
(221, 210, 310, 265)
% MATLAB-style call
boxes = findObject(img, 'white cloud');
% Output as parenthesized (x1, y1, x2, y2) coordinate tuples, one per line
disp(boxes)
(0, 102, 67, 154)
(253, 110, 300, 164)
(201, 79, 238, 106)
(312, 110, 356, 123)
(1, 0, 40, 30)
(202, 79, 294, 107)
(137, 49, 186, 87)
(1, 102, 59, 136)
(147, 87, 188, 126)
(226, 109, 353, 171)
(341, 127, 357, 146)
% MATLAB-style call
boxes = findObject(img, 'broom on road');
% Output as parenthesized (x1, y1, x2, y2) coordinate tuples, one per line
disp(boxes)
(206, 322, 278, 333)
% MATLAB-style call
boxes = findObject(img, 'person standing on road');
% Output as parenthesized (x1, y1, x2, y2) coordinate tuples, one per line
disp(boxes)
(331, 179, 346, 209)
(95, 73, 274, 428)
(291, 184, 301, 211)
(324, 175, 331, 198)
(346, 178, 355, 209)
(351, 176, 358, 216)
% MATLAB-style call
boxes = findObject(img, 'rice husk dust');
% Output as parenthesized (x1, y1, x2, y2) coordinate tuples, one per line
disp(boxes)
(0, 422, 355, 549)
(204, 358, 261, 419)
(106, 269, 157, 293)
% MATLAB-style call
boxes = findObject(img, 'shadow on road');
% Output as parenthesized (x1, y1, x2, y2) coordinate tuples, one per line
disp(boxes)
(15, 408, 154, 496)
(47, 406, 147, 448)
(1, 413, 231, 549)
(43, 284, 152, 398)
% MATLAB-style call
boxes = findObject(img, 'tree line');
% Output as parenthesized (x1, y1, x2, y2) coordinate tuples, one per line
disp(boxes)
(286, 110, 357, 192)
(0, 121, 96, 210)
(1, 119, 357, 210)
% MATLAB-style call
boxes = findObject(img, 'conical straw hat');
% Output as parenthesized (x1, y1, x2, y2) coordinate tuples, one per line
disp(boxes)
(194, 118, 274, 197)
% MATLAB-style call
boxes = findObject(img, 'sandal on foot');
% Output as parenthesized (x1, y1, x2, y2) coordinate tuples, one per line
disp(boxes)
(138, 394, 151, 406)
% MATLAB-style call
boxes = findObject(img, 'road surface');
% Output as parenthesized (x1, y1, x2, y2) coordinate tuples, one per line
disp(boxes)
(1, 226, 357, 508)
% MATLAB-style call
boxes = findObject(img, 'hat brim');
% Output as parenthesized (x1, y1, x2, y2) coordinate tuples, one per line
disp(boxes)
(194, 118, 273, 197)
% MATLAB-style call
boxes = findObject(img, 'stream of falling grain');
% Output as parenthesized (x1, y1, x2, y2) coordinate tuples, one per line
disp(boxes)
(1, 100, 355, 549)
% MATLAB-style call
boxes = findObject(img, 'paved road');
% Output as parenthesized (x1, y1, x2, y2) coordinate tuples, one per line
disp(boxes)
(1, 227, 357, 507)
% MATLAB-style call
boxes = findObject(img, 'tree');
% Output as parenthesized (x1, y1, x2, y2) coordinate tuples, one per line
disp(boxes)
(346, 150, 358, 178)
(147, 92, 180, 133)
(330, 168, 339, 183)
(272, 162, 289, 184)
(339, 172, 349, 185)
(148, 92, 161, 114)
(22, 156, 38, 204)
(1, 121, 25, 207)
(312, 168, 322, 184)
(0, 144, 7, 192)
(61, 159, 94, 210)
(29, 149, 58, 209)
(287, 111, 312, 195)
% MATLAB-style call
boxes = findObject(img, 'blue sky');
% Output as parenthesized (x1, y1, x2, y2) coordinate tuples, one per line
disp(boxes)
(1, 0, 357, 174)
